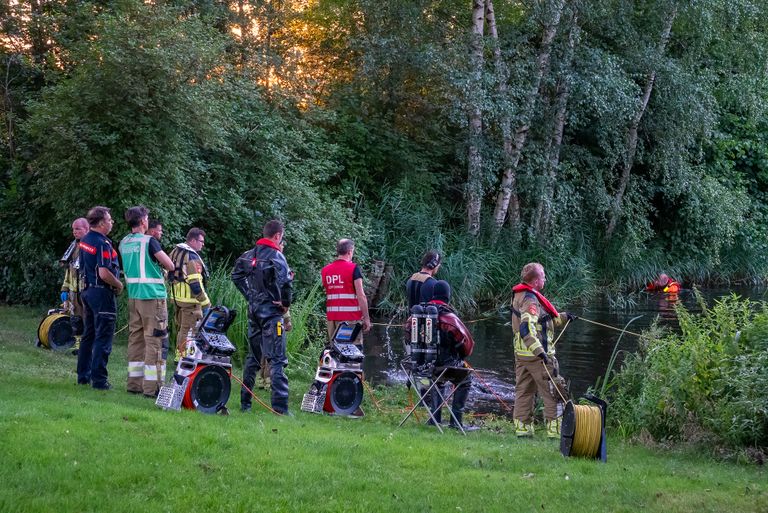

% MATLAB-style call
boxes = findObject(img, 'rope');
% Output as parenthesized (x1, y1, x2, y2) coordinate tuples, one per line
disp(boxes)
(229, 373, 280, 416)
(571, 405, 603, 458)
(362, 379, 385, 414)
(464, 362, 514, 414)
(579, 317, 642, 337)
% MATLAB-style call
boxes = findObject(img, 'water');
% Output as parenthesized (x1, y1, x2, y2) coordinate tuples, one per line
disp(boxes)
(361, 286, 766, 415)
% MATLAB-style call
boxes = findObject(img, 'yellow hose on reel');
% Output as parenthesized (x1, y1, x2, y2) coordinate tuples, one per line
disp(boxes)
(571, 404, 603, 458)
(37, 311, 75, 350)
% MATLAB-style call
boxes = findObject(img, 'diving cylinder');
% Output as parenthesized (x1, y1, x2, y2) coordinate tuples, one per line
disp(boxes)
(424, 305, 439, 365)
(410, 305, 425, 365)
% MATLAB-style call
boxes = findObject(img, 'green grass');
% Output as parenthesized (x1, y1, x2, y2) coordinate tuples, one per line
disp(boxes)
(1, 305, 766, 513)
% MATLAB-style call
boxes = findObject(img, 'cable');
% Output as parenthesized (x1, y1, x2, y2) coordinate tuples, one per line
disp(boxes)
(229, 373, 280, 416)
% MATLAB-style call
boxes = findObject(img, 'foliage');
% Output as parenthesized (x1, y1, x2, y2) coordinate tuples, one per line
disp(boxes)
(3, 0, 768, 310)
(608, 295, 768, 456)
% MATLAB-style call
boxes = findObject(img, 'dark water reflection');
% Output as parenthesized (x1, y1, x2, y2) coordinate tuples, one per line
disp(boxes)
(362, 286, 766, 415)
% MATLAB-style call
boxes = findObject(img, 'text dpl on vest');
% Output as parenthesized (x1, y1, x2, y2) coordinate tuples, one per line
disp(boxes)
(325, 275, 344, 285)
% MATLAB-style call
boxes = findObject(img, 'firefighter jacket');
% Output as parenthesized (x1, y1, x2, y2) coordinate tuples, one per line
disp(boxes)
(321, 259, 363, 321)
(511, 285, 567, 360)
(60, 240, 85, 294)
(168, 243, 210, 307)
(231, 238, 292, 319)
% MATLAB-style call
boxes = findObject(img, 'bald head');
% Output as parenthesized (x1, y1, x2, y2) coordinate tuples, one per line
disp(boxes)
(72, 218, 89, 240)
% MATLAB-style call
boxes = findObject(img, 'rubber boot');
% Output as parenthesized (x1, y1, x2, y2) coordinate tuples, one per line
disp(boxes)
(546, 418, 561, 439)
(514, 419, 534, 437)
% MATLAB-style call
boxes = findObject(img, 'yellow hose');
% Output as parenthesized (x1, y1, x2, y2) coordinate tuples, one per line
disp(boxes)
(38, 313, 68, 349)
(571, 404, 603, 458)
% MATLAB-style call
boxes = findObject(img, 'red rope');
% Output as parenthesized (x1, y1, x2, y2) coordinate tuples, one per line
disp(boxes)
(464, 362, 515, 414)
(229, 373, 281, 416)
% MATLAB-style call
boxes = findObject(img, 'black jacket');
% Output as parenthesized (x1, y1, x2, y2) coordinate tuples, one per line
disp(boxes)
(232, 242, 292, 319)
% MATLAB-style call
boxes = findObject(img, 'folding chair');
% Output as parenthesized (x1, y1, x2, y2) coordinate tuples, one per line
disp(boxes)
(398, 362, 473, 435)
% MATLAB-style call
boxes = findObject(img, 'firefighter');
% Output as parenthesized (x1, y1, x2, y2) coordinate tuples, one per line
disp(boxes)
(77, 206, 122, 390)
(119, 206, 175, 397)
(646, 273, 681, 294)
(60, 217, 89, 338)
(405, 250, 441, 310)
(231, 220, 293, 414)
(511, 263, 577, 438)
(168, 228, 210, 356)
(321, 239, 371, 348)
(426, 280, 478, 431)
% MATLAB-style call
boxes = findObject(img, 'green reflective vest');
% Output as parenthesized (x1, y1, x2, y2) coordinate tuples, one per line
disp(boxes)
(119, 233, 166, 300)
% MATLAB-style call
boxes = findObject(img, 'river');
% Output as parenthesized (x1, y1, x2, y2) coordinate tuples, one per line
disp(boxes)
(360, 286, 766, 415)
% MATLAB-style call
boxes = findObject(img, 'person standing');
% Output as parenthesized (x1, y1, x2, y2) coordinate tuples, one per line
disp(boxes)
(77, 206, 122, 390)
(405, 250, 442, 310)
(168, 228, 210, 356)
(119, 206, 175, 397)
(321, 239, 371, 347)
(510, 263, 577, 438)
(147, 219, 164, 241)
(60, 217, 89, 337)
(231, 220, 293, 414)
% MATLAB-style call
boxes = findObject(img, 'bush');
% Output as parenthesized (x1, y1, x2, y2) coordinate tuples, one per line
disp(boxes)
(608, 294, 768, 456)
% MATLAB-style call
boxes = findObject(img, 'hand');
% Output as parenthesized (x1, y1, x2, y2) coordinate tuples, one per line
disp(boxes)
(114, 282, 124, 296)
(284, 317, 293, 332)
(566, 312, 578, 322)
(537, 352, 549, 365)
(363, 318, 372, 333)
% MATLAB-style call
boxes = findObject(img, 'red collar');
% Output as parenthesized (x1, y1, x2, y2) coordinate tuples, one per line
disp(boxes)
(429, 299, 448, 306)
(256, 238, 281, 252)
(512, 283, 559, 318)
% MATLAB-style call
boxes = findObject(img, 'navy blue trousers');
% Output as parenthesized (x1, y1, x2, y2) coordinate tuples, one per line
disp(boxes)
(244, 314, 289, 413)
(78, 287, 117, 388)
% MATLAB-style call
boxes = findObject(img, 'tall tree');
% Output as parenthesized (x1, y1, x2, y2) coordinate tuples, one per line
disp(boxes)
(491, 0, 566, 230)
(604, 3, 677, 238)
(534, 5, 580, 239)
(466, 0, 486, 236)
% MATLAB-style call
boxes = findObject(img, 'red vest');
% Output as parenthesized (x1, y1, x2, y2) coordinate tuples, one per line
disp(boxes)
(321, 259, 361, 321)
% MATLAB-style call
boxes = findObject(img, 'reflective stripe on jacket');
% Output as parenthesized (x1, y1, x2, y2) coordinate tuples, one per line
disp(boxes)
(321, 259, 361, 321)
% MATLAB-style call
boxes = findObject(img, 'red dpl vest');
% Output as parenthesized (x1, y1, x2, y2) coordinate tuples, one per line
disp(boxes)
(321, 259, 361, 321)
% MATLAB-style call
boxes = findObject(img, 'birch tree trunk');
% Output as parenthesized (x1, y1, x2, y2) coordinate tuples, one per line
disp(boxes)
(605, 7, 677, 239)
(535, 9, 580, 240)
(491, 0, 566, 230)
(466, 0, 486, 236)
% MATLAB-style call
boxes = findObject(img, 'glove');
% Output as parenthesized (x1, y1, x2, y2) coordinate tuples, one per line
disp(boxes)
(60, 291, 69, 303)
(565, 312, 578, 322)
(537, 352, 549, 365)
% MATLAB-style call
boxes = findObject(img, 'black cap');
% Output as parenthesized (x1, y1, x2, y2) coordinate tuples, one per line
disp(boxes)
(432, 280, 451, 302)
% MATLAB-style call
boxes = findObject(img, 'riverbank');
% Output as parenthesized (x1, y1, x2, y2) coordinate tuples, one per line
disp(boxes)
(1, 306, 765, 512)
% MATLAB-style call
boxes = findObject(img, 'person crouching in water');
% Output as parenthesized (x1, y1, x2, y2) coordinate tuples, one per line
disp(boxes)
(426, 280, 478, 432)
(511, 263, 577, 438)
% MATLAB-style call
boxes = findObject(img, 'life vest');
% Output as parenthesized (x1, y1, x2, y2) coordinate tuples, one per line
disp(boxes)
(663, 280, 680, 294)
(321, 259, 361, 321)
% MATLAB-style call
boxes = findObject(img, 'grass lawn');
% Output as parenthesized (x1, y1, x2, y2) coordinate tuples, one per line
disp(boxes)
(0, 305, 765, 513)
